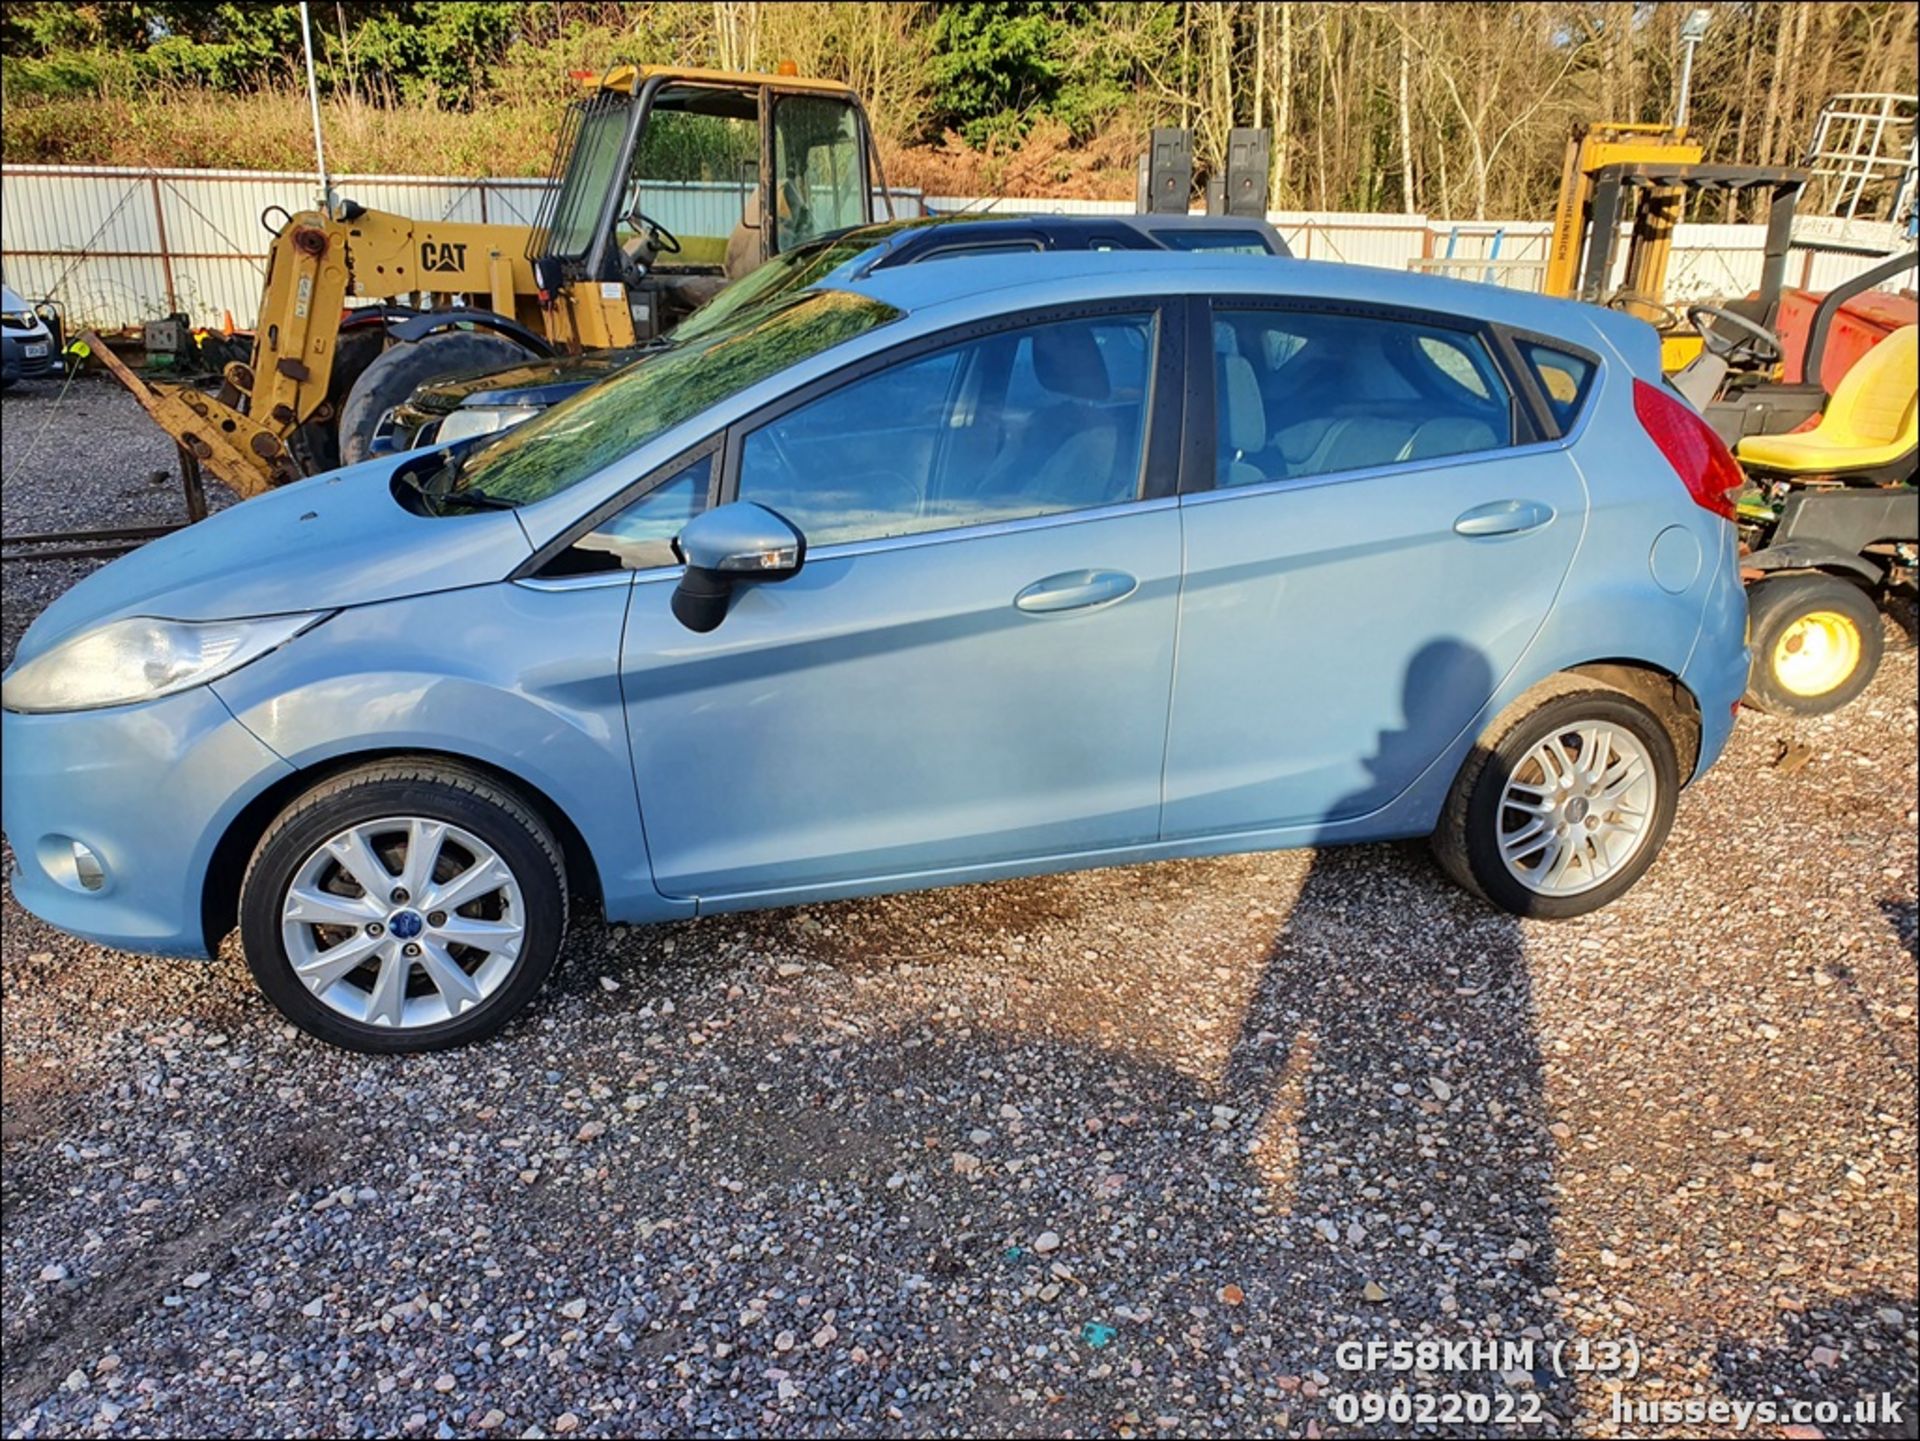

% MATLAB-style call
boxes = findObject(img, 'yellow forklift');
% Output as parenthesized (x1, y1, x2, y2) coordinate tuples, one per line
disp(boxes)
(93, 63, 888, 500)
(1545, 120, 1808, 374)
(1548, 122, 1917, 718)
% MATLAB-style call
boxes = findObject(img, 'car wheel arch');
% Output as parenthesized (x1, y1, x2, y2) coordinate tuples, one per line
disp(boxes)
(200, 746, 605, 955)
(1560, 660, 1702, 780)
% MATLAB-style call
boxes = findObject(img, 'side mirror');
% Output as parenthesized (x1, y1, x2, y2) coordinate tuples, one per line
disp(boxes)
(671, 502, 806, 633)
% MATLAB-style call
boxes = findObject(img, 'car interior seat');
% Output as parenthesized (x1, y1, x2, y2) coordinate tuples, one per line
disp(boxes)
(1734, 324, 1918, 479)
(1217, 353, 1269, 486)
(971, 325, 1131, 510)
(724, 191, 764, 281)
(1397, 415, 1500, 461)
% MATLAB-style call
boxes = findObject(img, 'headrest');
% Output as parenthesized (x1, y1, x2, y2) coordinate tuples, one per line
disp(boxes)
(1032, 324, 1110, 401)
(1220, 354, 1265, 454)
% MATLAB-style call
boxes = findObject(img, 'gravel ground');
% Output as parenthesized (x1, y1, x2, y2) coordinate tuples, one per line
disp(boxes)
(2, 378, 1916, 1439)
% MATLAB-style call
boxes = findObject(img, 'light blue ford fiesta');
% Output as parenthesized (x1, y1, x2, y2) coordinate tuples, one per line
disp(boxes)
(2, 254, 1751, 1050)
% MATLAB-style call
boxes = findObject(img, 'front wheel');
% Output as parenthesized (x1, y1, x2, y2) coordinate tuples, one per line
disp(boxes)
(1743, 574, 1883, 717)
(1432, 677, 1680, 919)
(240, 761, 567, 1051)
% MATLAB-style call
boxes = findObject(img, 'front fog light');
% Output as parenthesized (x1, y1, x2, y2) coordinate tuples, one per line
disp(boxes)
(38, 834, 108, 893)
(72, 842, 106, 891)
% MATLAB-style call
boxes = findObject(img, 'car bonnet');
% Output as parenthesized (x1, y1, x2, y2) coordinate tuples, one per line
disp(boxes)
(10, 455, 532, 666)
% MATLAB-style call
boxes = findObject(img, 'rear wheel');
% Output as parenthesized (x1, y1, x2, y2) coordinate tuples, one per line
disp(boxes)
(337, 330, 530, 466)
(1743, 573, 1883, 716)
(1433, 677, 1680, 918)
(240, 761, 567, 1052)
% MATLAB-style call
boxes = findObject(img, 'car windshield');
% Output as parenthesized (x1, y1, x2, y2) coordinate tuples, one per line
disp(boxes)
(670, 230, 899, 343)
(433, 289, 900, 508)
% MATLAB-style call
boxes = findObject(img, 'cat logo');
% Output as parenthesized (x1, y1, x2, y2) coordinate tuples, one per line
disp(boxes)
(419, 240, 468, 274)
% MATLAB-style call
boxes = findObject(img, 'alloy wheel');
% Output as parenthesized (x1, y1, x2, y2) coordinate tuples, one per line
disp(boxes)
(280, 816, 525, 1030)
(1496, 722, 1658, 898)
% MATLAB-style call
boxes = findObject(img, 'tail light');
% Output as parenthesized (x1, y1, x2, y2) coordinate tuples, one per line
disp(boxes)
(1632, 378, 1744, 521)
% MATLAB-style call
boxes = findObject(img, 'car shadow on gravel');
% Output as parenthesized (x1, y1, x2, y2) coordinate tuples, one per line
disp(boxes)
(1880, 899, 1916, 964)
(525, 642, 1579, 1434)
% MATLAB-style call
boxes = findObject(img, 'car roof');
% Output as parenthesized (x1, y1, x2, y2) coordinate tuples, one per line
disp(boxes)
(804, 210, 1289, 267)
(825, 249, 1635, 350)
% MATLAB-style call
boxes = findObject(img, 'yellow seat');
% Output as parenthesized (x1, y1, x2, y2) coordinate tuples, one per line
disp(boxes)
(1735, 324, 1918, 474)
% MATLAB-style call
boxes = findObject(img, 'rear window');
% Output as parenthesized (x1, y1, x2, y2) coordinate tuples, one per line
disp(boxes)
(918, 240, 1045, 262)
(1212, 308, 1513, 488)
(1518, 341, 1596, 434)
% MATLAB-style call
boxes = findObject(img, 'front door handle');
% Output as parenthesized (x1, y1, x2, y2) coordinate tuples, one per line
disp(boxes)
(1453, 499, 1555, 537)
(1014, 568, 1138, 614)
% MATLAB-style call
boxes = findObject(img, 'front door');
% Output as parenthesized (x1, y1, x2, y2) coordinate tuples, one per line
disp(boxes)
(1163, 301, 1588, 838)
(622, 305, 1184, 900)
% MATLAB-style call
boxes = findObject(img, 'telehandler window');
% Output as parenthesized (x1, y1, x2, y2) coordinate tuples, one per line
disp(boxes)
(547, 100, 631, 262)
(630, 90, 762, 266)
(774, 96, 868, 250)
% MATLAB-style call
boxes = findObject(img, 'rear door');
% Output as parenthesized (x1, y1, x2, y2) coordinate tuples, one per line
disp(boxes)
(1163, 298, 1588, 838)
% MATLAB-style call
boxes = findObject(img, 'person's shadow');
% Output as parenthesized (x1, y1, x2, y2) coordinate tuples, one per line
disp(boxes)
(1216, 639, 1575, 1427)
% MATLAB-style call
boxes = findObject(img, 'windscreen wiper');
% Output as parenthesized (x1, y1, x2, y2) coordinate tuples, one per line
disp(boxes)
(394, 456, 516, 513)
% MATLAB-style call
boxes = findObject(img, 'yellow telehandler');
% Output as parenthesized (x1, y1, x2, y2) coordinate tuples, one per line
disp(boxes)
(99, 63, 889, 499)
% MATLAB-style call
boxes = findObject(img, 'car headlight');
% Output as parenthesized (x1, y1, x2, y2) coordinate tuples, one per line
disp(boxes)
(434, 404, 541, 445)
(1, 613, 327, 714)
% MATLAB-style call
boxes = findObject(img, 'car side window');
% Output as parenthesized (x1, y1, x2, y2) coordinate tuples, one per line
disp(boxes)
(547, 452, 713, 574)
(918, 240, 1044, 262)
(1212, 308, 1513, 489)
(1518, 341, 1595, 435)
(737, 312, 1156, 547)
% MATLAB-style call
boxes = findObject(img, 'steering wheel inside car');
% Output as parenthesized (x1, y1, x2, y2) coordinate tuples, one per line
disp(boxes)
(1686, 303, 1783, 363)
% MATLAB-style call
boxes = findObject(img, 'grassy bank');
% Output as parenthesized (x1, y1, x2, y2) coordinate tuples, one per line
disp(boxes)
(1, 88, 1136, 198)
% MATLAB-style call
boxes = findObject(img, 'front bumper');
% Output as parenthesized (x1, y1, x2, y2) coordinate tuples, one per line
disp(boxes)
(2, 332, 57, 382)
(2, 686, 294, 955)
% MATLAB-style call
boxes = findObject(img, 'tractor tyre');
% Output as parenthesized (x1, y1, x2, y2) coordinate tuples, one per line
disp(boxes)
(338, 331, 530, 467)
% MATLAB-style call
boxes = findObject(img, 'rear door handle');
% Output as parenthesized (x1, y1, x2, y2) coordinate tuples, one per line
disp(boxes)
(1453, 499, 1555, 537)
(1014, 568, 1138, 614)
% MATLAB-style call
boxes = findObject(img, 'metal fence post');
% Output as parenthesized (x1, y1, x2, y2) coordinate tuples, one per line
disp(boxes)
(150, 175, 179, 316)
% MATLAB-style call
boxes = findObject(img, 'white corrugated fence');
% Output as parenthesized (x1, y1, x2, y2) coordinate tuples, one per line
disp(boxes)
(0, 164, 1903, 330)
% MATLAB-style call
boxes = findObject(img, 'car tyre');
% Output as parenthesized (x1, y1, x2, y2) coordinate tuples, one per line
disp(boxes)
(1742, 573, 1883, 717)
(1432, 676, 1680, 919)
(337, 331, 530, 466)
(240, 760, 567, 1052)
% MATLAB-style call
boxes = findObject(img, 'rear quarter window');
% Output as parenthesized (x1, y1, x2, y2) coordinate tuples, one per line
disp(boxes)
(1153, 228, 1276, 254)
(1518, 341, 1596, 435)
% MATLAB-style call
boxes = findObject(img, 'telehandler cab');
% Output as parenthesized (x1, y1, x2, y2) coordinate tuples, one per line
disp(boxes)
(97, 64, 888, 498)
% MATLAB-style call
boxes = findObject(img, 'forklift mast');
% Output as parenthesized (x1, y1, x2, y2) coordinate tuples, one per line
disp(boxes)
(1544, 122, 1703, 312)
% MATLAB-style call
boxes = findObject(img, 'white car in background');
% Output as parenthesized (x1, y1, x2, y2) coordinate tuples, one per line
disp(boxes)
(2, 283, 59, 388)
